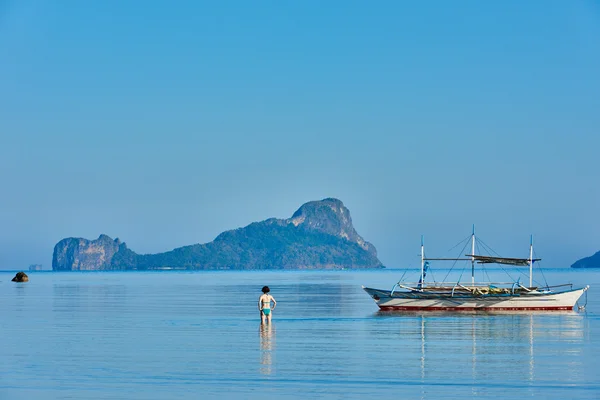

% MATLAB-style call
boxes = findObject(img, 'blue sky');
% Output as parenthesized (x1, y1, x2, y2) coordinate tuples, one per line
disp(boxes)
(1, 0, 599, 270)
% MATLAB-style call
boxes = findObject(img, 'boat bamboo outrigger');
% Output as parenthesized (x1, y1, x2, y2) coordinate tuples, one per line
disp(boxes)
(363, 227, 589, 311)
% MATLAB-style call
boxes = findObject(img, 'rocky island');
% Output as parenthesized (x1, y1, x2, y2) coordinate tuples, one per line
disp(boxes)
(52, 198, 384, 271)
(571, 251, 600, 269)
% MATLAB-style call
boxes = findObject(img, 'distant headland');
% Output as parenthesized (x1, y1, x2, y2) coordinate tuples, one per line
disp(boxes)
(52, 198, 384, 271)
(571, 251, 600, 269)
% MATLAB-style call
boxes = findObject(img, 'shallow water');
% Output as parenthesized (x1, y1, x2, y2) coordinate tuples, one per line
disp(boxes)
(0, 269, 598, 399)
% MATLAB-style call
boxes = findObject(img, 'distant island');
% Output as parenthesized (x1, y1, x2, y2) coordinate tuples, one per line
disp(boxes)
(52, 198, 384, 271)
(571, 251, 600, 269)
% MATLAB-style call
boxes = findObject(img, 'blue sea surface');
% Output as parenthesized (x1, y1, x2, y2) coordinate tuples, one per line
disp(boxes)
(0, 269, 598, 399)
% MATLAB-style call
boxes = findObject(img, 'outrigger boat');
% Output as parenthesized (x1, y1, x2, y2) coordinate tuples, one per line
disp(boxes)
(363, 228, 589, 312)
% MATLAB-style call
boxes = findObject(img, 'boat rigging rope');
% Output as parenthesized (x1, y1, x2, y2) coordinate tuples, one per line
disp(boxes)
(428, 265, 436, 284)
(577, 289, 588, 312)
(457, 264, 467, 283)
(477, 241, 492, 283)
(476, 237, 517, 282)
(441, 236, 473, 283)
(396, 269, 408, 284)
(532, 247, 549, 289)
(422, 248, 437, 283)
(447, 234, 472, 253)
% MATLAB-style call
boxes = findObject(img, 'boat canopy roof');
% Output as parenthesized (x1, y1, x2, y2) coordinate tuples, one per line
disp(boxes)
(469, 255, 541, 266)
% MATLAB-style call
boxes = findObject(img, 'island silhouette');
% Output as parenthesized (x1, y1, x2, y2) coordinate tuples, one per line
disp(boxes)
(52, 198, 383, 271)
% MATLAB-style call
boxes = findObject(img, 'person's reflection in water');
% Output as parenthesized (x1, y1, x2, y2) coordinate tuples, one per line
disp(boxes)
(259, 323, 275, 375)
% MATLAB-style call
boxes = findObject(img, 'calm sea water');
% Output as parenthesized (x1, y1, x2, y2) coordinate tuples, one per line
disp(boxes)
(0, 269, 598, 399)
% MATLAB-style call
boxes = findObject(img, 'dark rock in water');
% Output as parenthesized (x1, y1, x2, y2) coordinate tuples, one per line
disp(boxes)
(12, 272, 29, 282)
(571, 251, 600, 268)
(52, 198, 384, 271)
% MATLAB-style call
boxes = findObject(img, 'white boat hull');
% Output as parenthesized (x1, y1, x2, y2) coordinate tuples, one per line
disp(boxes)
(363, 286, 589, 312)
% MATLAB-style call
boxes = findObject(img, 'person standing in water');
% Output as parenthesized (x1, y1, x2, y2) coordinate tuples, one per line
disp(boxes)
(258, 286, 276, 324)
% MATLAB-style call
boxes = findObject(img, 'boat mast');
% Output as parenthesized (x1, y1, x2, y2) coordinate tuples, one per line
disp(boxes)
(471, 225, 475, 285)
(420, 235, 425, 289)
(529, 235, 533, 288)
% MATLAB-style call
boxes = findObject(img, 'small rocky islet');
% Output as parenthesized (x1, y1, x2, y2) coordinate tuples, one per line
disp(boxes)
(571, 251, 600, 269)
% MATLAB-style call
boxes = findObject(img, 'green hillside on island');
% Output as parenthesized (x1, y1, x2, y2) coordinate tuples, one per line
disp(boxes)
(52, 198, 383, 271)
(571, 251, 600, 269)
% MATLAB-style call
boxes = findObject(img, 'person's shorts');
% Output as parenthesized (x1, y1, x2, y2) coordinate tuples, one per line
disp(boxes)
(262, 309, 271, 315)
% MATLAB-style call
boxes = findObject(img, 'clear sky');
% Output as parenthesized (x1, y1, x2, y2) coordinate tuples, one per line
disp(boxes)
(1, 0, 599, 271)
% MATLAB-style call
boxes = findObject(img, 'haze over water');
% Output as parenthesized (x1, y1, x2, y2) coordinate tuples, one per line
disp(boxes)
(2, 1, 599, 271)
(1, 269, 598, 399)
(2, 2, 599, 399)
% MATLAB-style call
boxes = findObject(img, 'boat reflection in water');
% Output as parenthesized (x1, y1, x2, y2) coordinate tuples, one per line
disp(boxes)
(259, 323, 276, 376)
(372, 311, 585, 390)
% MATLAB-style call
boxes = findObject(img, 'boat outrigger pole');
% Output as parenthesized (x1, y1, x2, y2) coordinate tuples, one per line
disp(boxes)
(471, 225, 475, 285)
(529, 235, 534, 288)
(420, 235, 425, 289)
